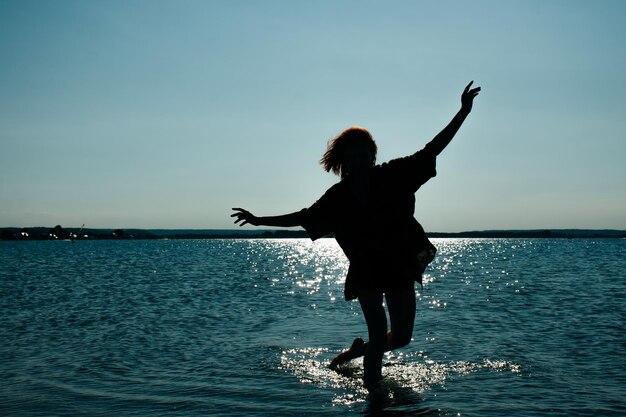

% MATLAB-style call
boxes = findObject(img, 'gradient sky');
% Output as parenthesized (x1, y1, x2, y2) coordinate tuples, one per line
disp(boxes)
(1, 0, 624, 231)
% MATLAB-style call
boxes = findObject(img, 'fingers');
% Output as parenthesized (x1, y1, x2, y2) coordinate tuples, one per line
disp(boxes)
(231, 207, 253, 226)
(231, 212, 247, 221)
(468, 89, 480, 99)
(232, 216, 249, 226)
(231, 208, 249, 219)
(462, 83, 481, 102)
(463, 82, 481, 96)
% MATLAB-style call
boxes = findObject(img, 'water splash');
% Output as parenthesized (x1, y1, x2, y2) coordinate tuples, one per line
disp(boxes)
(279, 347, 520, 409)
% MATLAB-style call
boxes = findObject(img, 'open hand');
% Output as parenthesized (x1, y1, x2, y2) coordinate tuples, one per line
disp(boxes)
(231, 208, 259, 227)
(461, 81, 481, 112)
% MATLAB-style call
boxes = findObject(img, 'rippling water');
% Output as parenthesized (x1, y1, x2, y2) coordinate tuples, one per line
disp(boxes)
(1, 238, 625, 416)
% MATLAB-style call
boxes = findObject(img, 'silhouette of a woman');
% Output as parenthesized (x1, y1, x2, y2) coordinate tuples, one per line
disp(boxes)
(232, 82, 480, 388)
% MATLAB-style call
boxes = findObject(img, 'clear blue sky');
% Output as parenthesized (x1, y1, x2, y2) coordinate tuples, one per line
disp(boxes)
(1, 0, 624, 231)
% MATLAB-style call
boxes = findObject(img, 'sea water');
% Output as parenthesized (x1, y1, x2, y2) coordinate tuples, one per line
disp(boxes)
(1, 238, 625, 416)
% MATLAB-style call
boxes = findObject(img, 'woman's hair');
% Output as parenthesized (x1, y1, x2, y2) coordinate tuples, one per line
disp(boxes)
(320, 126, 377, 177)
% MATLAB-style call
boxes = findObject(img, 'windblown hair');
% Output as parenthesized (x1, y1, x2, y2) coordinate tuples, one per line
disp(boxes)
(320, 126, 377, 177)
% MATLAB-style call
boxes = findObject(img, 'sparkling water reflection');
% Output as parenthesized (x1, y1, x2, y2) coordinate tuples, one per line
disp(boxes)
(1, 238, 625, 416)
(280, 347, 520, 410)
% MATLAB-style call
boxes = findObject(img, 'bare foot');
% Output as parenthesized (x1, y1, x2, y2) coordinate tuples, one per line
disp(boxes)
(329, 337, 365, 369)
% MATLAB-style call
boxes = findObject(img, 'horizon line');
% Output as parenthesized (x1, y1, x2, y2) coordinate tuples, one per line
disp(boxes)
(2, 226, 626, 232)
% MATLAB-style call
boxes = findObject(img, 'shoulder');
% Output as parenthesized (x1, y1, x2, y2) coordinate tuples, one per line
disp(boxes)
(385, 145, 437, 167)
(324, 181, 345, 198)
(374, 146, 438, 191)
(311, 181, 345, 207)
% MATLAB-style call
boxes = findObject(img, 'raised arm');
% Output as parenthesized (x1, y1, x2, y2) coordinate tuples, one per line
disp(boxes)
(426, 81, 481, 156)
(231, 208, 301, 227)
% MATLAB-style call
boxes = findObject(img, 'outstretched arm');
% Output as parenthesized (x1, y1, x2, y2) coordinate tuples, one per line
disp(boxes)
(231, 208, 301, 227)
(426, 81, 481, 156)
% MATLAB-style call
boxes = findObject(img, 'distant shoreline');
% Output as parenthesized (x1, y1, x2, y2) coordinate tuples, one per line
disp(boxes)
(2, 227, 625, 240)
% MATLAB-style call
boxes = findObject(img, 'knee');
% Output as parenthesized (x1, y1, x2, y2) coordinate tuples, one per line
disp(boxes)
(391, 334, 412, 349)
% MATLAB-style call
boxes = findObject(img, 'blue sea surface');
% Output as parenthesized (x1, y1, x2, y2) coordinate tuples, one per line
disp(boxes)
(1, 238, 625, 416)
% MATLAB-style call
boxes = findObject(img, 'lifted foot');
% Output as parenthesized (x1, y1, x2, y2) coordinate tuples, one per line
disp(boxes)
(329, 337, 365, 369)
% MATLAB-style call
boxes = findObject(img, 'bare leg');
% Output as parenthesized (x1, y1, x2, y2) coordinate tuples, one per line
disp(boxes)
(357, 289, 387, 384)
(385, 286, 416, 350)
(329, 285, 416, 384)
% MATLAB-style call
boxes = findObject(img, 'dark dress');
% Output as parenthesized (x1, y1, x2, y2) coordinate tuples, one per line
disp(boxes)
(298, 144, 438, 301)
